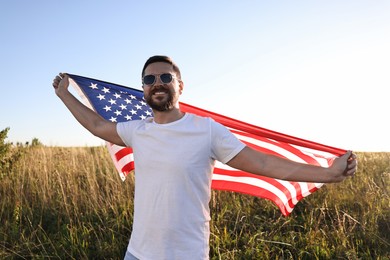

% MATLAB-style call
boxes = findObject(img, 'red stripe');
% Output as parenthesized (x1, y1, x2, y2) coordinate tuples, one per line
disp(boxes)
(121, 161, 134, 176)
(115, 147, 133, 161)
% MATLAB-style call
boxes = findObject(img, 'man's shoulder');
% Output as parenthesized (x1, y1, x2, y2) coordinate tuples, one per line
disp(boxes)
(186, 112, 215, 123)
(119, 117, 153, 125)
(185, 113, 227, 132)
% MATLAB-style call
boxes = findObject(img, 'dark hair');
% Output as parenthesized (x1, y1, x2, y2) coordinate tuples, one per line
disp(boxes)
(141, 55, 181, 79)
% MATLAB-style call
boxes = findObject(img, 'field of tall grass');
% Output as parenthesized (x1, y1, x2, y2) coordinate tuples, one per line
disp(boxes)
(0, 143, 389, 259)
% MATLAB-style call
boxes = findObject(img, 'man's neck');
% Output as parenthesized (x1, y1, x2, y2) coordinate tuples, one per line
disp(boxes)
(152, 107, 185, 124)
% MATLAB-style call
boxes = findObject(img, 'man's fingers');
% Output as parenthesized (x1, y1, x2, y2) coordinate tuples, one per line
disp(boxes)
(346, 151, 357, 176)
(346, 168, 356, 176)
(343, 150, 352, 159)
(59, 72, 68, 79)
(348, 153, 357, 162)
(52, 77, 60, 88)
(338, 150, 357, 177)
(348, 160, 357, 169)
(52, 73, 67, 88)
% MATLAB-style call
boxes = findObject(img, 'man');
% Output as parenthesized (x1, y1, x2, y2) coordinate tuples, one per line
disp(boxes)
(52, 55, 357, 260)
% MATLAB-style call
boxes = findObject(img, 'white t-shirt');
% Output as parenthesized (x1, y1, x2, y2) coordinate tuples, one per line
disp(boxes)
(117, 113, 245, 260)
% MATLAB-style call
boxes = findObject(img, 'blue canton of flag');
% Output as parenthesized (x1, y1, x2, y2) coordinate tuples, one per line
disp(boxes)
(68, 74, 153, 123)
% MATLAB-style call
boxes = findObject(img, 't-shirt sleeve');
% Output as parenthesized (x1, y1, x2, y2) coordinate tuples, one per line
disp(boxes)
(210, 120, 246, 164)
(116, 121, 138, 147)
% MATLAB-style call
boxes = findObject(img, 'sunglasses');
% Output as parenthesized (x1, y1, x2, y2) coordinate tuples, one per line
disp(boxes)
(142, 73, 179, 86)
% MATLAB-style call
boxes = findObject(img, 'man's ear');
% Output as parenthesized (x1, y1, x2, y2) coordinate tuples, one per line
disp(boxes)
(179, 80, 184, 95)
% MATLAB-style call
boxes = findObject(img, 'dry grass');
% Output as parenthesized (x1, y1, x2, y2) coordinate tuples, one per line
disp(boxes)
(1, 147, 389, 259)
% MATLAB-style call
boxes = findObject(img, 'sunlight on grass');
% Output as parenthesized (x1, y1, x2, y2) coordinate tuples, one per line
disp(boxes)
(1, 147, 389, 259)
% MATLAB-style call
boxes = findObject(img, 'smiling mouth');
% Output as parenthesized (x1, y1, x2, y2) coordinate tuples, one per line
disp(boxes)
(153, 91, 167, 95)
(151, 87, 169, 96)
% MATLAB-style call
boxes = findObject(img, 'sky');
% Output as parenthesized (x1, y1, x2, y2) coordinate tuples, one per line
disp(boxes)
(1, 1, 389, 152)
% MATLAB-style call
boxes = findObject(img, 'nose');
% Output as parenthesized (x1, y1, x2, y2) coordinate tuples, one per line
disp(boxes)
(154, 75, 164, 85)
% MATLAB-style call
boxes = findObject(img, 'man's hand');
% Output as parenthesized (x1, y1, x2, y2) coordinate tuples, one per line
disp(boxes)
(52, 73, 69, 97)
(330, 151, 358, 182)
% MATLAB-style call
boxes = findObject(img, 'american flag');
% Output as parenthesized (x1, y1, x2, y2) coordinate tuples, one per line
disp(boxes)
(69, 74, 346, 216)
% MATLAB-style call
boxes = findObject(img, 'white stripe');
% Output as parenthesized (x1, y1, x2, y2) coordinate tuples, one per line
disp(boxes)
(274, 179, 299, 205)
(297, 182, 309, 196)
(110, 144, 125, 153)
(303, 152, 332, 167)
(117, 153, 134, 169)
(233, 132, 307, 164)
(291, 144, 336, 158)
(215, 161, 235, 170)
(212, 173, 293, 214)
(291, 144, 337, 167)
(118, 172, 126, 181)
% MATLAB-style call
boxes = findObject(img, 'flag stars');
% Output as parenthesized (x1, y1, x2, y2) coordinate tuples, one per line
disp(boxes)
(82, 79, 154, 122)
(130, 109, 137, 115)
(89, 83, 98, 89)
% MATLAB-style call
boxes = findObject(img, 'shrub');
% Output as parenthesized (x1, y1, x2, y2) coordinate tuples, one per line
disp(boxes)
(0, 127, 23, 176)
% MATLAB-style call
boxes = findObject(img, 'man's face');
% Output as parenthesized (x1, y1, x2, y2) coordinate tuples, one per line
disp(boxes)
(142, 62, 183, 112)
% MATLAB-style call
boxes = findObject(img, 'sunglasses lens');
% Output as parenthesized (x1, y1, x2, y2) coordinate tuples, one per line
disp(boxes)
(143, 75, 156, 85)
(160, 73, 173, 84)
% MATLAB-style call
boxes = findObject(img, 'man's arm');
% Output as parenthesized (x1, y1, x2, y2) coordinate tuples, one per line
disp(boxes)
(52, 73, 125, 146)
(227, 146, 357, 183)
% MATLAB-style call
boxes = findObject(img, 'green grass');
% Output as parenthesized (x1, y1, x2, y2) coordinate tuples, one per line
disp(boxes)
(0, 146, 389, 259)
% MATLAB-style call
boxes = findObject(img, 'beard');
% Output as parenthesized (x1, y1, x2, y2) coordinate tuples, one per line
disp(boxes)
(145, 85, 175, 112)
